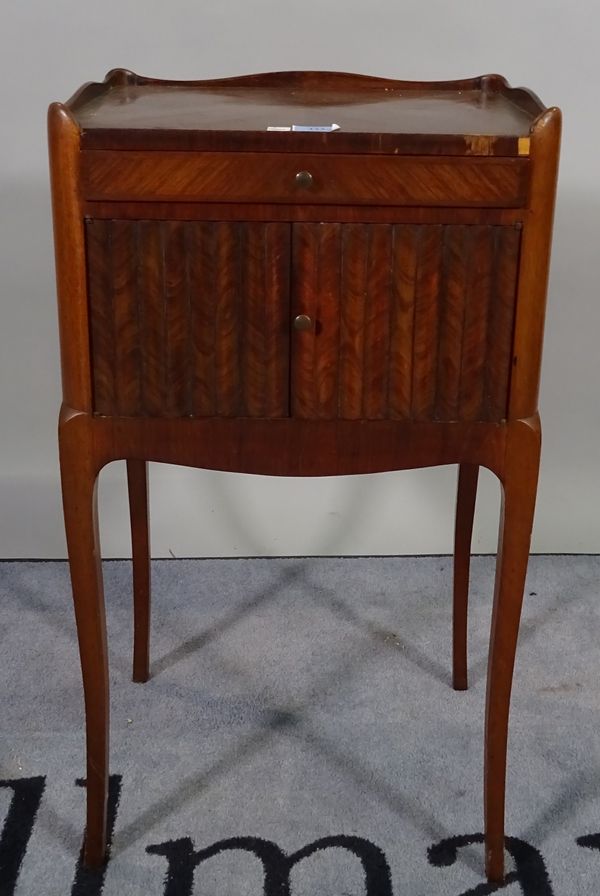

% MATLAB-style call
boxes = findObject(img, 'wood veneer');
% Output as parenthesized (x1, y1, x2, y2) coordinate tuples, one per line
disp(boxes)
(81, 151, 529, 206)
(48, 70, 561, 884)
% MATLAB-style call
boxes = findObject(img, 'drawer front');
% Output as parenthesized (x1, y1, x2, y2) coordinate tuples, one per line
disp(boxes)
(81, 150, 529, 208)
(86, 219, 290, 418)
(291, 222, 522, 422)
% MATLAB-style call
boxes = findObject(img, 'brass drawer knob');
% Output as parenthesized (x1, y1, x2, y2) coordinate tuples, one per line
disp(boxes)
(295, 170, 314, 188)
(293, 314, 313, 331)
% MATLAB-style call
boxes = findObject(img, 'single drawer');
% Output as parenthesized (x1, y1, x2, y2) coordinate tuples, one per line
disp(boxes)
(81, 150, 529, 208)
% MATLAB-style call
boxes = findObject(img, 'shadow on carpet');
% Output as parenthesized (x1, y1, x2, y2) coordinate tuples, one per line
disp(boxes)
(1, 555, 600, 894)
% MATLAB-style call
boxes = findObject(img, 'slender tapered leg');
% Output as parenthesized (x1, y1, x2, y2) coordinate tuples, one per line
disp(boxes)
(126, 460, 151, 683)
(59, 426, 108, 868)
(453, 463, 479, 690)
(484, 418, 541, 882)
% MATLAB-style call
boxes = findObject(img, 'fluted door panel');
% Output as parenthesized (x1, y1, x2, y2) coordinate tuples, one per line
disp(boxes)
(291, 222, 521, 422)
(86, 220, 291, 417)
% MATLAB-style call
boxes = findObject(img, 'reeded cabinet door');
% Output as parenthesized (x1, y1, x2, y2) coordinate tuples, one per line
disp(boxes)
(87, 218, 522, 424)
(86, 220, 291, 418)
(291, 222, 522, 422)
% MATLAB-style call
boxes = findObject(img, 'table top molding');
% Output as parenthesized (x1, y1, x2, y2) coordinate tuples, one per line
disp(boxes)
(59, 69, 552, 157)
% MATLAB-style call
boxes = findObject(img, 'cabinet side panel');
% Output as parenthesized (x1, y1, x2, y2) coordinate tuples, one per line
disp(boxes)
(86, 219, 290, 418)
(508, 108, 561, 418)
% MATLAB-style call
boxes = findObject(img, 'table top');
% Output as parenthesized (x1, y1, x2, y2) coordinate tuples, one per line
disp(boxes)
(63, 70, 548, 156)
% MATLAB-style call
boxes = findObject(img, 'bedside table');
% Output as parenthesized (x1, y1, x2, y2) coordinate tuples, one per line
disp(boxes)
(48, 69, 561, 882)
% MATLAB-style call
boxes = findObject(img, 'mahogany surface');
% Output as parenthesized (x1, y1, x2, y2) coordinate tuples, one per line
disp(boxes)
(126, 459, 150, 684)
(48, 70, 561, 883)
(86, 218, 520, 422)
(453, 463, 480, 691)
(70, 70, 543, 156)
(81, 150, 529, 206)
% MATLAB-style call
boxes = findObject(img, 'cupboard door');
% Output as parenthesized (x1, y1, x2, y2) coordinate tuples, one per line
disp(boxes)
(291, 222, 521, 422)
(86, 220, 291, 417)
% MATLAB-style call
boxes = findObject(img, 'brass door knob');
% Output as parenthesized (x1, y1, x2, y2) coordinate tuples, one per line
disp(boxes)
(295, 170, 314, 188)
(293, 314, 313, 331)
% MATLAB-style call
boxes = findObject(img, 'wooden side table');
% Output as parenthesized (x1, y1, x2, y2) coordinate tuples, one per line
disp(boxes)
(48, 70, 561, 882)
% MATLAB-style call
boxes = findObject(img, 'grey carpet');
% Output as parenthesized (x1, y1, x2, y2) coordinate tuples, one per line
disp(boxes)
(1, 556, 600, 895)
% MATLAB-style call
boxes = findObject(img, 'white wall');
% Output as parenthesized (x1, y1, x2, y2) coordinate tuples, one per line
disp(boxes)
(0, 1, 598, 557)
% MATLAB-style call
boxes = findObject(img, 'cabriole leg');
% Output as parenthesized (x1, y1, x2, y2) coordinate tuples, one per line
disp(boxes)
(484, 419, 541, 882)
(126, 460, 151, 683)
(453, 463, 479, 690)
(59, 424, 109, 867)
